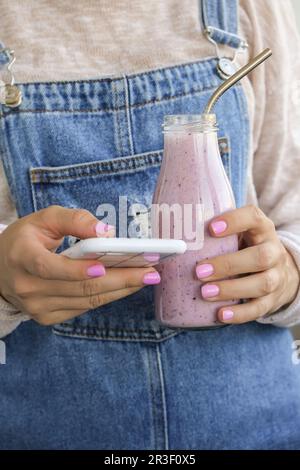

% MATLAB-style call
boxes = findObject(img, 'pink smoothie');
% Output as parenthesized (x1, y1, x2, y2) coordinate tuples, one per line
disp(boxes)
(152, 116, 238, 328)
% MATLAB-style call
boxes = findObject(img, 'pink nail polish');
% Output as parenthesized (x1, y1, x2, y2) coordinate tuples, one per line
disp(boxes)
(87, 264, 106, 277)
(144, 253, 160, 263)
(196, 263, 214, 279)
(211, 220, 227, 235)
(94, 221, 115, 235)
(201, 284, 219, 298)
(222, 309, 234, 321)
(143, 272, 161, 285)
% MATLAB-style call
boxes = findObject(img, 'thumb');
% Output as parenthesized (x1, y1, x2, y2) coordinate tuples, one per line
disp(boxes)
(32, 205, 115, 241)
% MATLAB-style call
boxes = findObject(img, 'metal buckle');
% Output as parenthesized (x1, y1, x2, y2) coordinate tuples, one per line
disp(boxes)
(0, 48, 22, 108)
(204, 27, 248, 80)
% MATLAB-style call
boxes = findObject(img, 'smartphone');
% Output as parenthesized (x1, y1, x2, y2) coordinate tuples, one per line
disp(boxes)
(61, 237, 187, 267)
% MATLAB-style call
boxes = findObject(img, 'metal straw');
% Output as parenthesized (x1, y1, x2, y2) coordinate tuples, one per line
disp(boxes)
(204, 48, 272, 114)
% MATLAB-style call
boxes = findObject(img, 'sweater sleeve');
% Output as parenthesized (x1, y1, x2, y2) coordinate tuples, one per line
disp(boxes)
(0, 294, 29, 339)
(241, 0, 300, 327)
(259, 231, 300, 327)
(0, 221, 30, 339)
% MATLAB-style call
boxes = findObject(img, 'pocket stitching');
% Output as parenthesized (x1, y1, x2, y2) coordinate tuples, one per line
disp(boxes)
(52, 326, 182, 342)
(30, 150, 163, 183)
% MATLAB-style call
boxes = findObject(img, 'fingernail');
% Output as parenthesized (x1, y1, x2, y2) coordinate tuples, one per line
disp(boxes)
(143, 272, 161, 285)
(196, 263, 214, 279)
(201, 284, 219, 298)
(222, 309, 234, 321)
(87, 264, 106, 277)
(144, 253, 160, 263)
(94, 221, 115, 235)
(211, 220, 227, 235)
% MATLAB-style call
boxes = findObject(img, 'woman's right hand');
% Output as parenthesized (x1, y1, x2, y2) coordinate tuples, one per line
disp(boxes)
(0, 205, 160, 326)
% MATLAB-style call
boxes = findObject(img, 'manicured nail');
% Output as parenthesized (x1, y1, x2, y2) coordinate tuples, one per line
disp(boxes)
(94, 221, 115, 235)
(196, 263, 214, 279)
(144, 253, 160, 263)
(143, 272, 161, 285)
(211, 220, 227, 235)
(201, 284, 219, 298)
(87, 264, 106, 277)
(221, 309, 234, 321)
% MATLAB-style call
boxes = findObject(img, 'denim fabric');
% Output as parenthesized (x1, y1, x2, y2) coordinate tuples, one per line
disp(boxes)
(200, 0, 246, 49)
(0, 0, 300, 451)
(1, 321, 300, 449)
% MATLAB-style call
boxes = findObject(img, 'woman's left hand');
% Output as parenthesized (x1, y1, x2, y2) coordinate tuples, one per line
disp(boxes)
(195, 205, 300, 324)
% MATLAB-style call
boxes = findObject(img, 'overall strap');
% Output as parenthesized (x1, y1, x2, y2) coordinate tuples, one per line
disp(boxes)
(200, 0, 247, 49)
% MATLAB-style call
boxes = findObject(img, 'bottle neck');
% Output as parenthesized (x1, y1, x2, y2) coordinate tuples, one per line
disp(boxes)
(162, 114, 218, 134)
(162, 123, 220, 168)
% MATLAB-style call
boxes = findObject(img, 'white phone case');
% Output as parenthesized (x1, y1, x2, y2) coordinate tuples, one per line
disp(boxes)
(61, 238, 186, 267)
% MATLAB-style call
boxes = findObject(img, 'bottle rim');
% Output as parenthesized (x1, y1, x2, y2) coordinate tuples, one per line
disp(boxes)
(162, 113, 218, 133)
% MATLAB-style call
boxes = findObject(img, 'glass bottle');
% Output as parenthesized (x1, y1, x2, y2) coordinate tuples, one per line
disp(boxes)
(152, 114, 238, 329)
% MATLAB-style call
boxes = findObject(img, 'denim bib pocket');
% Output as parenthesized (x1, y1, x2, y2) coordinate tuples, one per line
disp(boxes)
(30, 149, 163, 245)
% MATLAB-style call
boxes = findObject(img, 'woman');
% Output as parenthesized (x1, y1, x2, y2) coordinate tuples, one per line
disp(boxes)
(0, 0, 300, 449)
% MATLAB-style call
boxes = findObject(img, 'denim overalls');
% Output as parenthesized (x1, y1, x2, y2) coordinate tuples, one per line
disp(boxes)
(1, 0, 300, 450)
